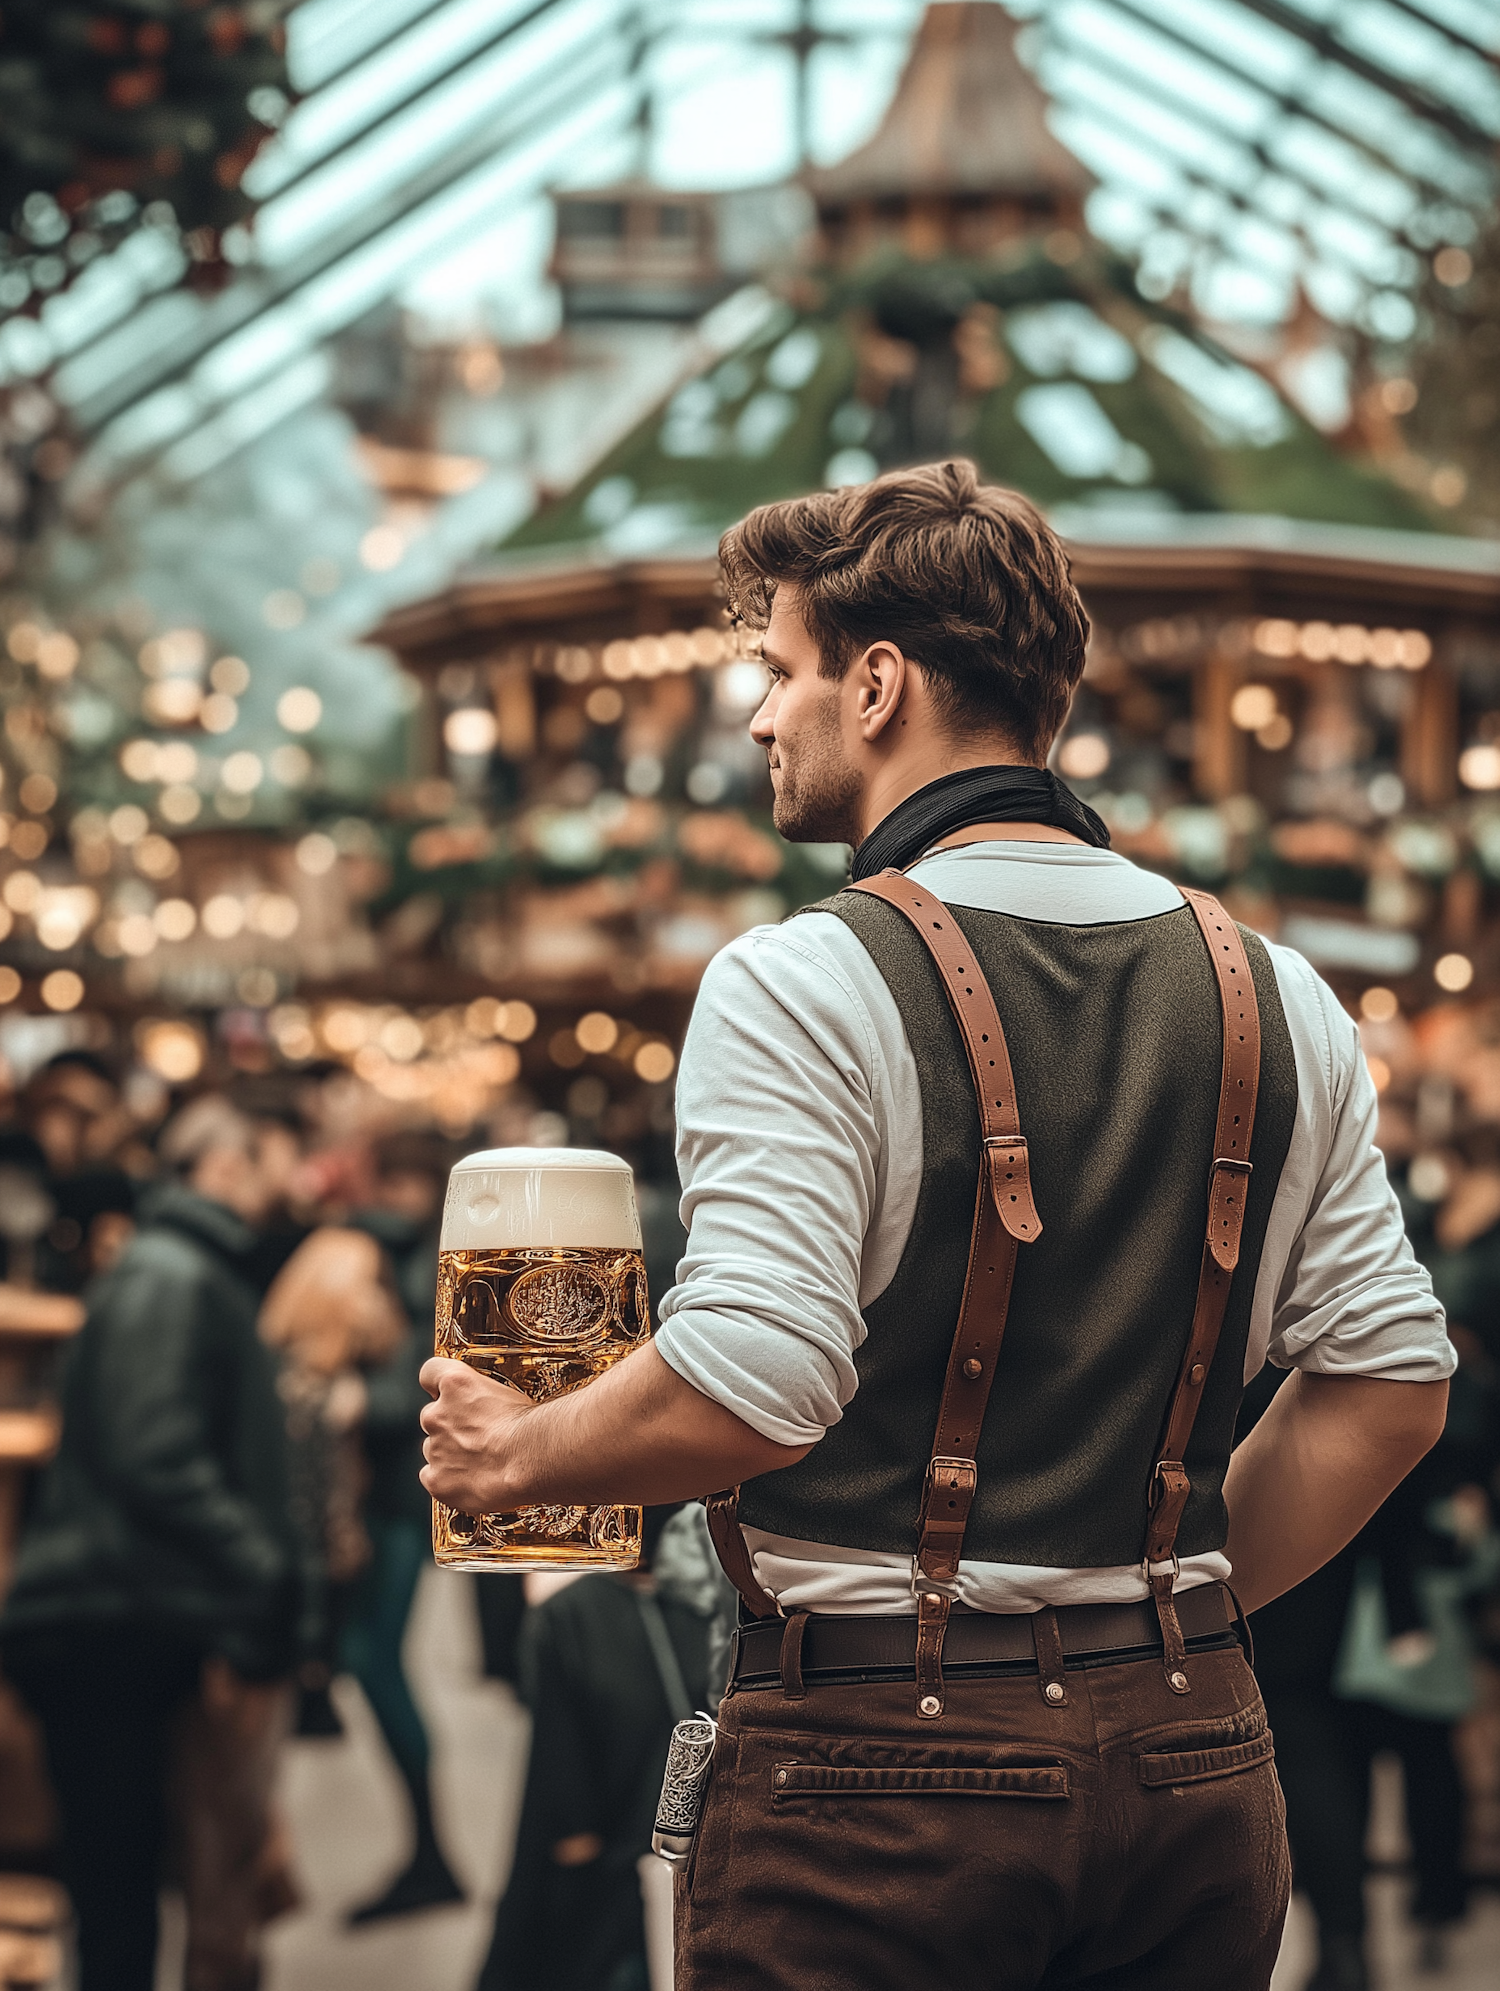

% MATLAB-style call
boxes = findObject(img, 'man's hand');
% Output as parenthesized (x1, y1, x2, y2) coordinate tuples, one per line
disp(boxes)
(418, 1343, 813, 1511)
(419, 1358, 531, 1512)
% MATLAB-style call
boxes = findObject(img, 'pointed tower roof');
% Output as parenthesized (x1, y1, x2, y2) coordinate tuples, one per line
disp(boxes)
(806, 2, 1092, 205)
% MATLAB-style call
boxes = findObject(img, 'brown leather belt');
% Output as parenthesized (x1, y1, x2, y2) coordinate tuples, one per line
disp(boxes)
(729, 1583, 1242, 1690)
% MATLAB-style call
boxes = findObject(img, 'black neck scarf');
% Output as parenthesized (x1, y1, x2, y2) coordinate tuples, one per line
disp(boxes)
(850, 764, 1110, 882)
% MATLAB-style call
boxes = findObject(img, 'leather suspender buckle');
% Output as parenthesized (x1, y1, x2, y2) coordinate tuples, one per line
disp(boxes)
(1207, 1156, 1252, 1271)
(1145, 1460, 1191, 1567)
(917, 1457, 977, 1581)
(982, 1137, 1042, 1242)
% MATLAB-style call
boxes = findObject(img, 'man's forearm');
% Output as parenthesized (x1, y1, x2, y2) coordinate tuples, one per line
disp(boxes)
(420, 1343, 813, 1512)
(1222, 1369, 1448, 1613)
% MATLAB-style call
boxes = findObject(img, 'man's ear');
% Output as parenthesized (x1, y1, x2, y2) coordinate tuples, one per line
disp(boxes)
(852, 641, 910, 743)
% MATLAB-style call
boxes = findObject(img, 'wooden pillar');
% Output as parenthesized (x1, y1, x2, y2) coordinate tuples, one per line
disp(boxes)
(1194, 650, 1244, 801)
(1402, 650, 1457, 808)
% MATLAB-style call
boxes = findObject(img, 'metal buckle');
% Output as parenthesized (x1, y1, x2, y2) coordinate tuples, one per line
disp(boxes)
(925, 1456, 977, 1502)
(1141, 1552, 1182, 1586)
(1210, 1156, 1253, 1177)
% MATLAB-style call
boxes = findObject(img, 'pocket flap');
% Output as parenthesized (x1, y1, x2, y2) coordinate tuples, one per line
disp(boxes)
(1138, 1731, 1274, 1788)
(773, 1762, 1068, 1800)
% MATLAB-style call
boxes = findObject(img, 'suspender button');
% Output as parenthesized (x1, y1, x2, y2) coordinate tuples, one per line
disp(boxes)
(963, 1358, 982, 1378)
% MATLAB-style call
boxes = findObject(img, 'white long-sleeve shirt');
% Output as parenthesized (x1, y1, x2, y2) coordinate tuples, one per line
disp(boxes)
(655, 840, 1453, 1615)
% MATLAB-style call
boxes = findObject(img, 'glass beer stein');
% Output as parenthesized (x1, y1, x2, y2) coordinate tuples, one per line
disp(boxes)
(432, 1146, 650, 1572)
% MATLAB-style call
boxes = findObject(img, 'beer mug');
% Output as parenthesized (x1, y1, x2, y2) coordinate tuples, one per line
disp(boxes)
(432, 1146, 651, 1572)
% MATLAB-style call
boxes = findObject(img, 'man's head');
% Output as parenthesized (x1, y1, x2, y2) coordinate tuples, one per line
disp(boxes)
(371, 1129, 450, 1222)
(720, 460, 1089, 845)
(157, 1096, 281, 1227)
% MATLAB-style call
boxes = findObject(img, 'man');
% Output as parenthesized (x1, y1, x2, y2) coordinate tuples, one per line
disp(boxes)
(3, 1096, 298, 1991)
(422, 461, 1453, 1989)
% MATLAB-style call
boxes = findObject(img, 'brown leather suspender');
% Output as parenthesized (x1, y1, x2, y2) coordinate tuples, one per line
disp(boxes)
(1144, 887, 1261, 1692)
(847, 871, 1042, 1716)
(705, 872, 1260, 1716)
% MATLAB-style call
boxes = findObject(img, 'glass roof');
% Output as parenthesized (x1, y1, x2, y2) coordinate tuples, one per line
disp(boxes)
(0, 0, 1493, 505)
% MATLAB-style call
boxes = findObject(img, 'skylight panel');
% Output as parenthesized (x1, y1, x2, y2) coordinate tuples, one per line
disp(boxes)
(1305, 62, 1490, 201)
(1053, 0, 1268, 138)
(254, 0, 605, 266)
(161, 356, 333, 484)
(1135, 0, 1309, 92)
(52, 295, 204, 411)
(1014, 383, 1151, 482)
(1049, 112, 1184, 205)
(1340, 2, 1500, 134)
(95, 80, 631, 479)
(1137, 325, 1291, 446)
(1270, 118, 1417, 230)
(1219, 209, 1301, 277)
(1406, 0, 1500, 54)
(1047, 54, 1255, 185)
(288, 0, 451, 93)
(1006, 302, 1138, 381)
(1302, 202, 1411, 285)
(249, 0, 550, 200)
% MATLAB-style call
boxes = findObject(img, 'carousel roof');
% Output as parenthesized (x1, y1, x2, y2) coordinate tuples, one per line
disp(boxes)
(805, 3, 1093, 205)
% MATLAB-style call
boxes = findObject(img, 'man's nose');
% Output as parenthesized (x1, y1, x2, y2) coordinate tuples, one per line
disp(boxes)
(749, 694, 775, 745)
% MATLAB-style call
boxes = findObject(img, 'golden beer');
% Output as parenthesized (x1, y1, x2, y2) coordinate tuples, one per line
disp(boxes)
(432, 1148, 650, 1572)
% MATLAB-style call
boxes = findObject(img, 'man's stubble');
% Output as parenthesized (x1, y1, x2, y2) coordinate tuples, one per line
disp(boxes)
(769, 684, 863, 847)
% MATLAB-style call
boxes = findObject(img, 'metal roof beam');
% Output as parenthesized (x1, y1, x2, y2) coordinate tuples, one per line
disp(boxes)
(1053, 80, 1393, 305)
(66, 39, 633, 481)
(248, 0, 576, 207)
(1226, 0, 1498, 152)
(1045, 23, 1426, 268)
(58, 0, 608, 435)
(1076, 0, 1493, 206)
(1375, 0, 1500, 69)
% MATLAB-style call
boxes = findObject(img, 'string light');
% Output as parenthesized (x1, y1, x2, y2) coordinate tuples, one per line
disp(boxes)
(40, 970, 84, 1012)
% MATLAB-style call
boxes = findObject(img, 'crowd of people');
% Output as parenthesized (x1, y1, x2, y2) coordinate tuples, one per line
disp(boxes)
(0, 1044, 712, 1991)
(0, 1020, 1495, 1991)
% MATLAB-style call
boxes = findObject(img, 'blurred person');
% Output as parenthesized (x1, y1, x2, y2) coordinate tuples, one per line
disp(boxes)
(0, 1054, 130, 1291)
(341, 1130, 470, 1920)
(0, 1096, 299, 1991)
(1250, 1352, 1500, 1990)
(477, 1505, 732, 1991)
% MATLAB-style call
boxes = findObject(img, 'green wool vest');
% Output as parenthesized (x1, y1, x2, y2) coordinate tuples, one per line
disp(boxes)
(738, 894, 1299, 1570)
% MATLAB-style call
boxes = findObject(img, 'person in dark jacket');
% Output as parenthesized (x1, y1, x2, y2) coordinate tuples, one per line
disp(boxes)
(1, 1096, 298, 1991)
(341, 1131, 467, 1921)
(477, 1505, 732, 1991)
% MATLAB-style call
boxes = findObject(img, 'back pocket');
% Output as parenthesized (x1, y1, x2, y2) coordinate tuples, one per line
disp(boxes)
(1138, 1730, 1274, 1788)
(773, 1762, 1067, 1800)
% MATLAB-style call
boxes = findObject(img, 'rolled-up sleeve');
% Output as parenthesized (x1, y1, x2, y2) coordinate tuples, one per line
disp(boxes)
(654, 926, 887, 1447)
(1266, 955, 1453, 1382)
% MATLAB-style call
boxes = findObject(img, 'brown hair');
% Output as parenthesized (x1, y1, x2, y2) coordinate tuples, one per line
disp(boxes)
(719, 460, 1089, 758)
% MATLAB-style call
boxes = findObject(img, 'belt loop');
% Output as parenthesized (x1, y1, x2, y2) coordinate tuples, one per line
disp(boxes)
(779, 1610, 809, 1702)
(915, 1590, 951, 1718)
(1030, 1605, 1067, 1708)
(1149, 1566, 1192, 1695)
(1222, 1580, 1255, 1671)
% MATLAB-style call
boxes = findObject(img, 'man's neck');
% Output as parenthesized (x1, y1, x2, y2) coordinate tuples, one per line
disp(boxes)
(854, 743, 1038, 846)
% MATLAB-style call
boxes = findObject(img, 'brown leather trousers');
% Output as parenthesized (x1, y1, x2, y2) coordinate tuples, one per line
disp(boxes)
(675, 1644, 1290, 1990)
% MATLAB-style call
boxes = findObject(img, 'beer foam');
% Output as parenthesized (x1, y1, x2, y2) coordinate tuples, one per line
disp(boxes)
(441, 1147, 642, 1251)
